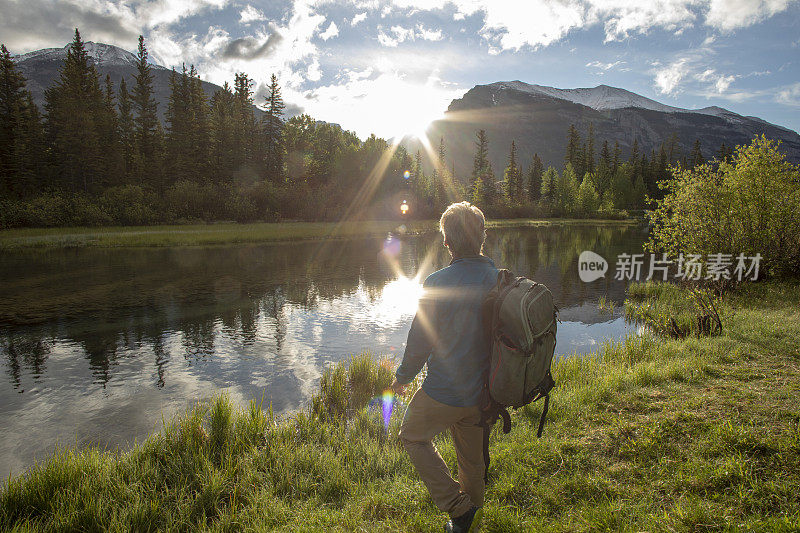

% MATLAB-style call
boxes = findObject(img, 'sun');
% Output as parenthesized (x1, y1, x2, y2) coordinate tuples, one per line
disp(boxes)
(375, 276, 424, 318)
(333, 72, 451, 141)
(381, 96, 438, 141)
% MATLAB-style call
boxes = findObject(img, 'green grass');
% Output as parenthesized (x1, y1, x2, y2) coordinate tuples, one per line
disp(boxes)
(2, 281, 799, 531)
(0, 218, 637, 250)
(625, 280, 728, 337)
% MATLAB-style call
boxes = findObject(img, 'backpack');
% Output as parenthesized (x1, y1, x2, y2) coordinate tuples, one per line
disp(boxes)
(480, 269, 558, 480)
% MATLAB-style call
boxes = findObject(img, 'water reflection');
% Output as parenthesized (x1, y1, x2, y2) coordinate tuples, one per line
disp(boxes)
(0, 223, 645, 479)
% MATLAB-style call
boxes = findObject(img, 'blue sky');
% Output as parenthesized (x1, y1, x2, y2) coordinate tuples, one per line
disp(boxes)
(2, 0, 799, 139)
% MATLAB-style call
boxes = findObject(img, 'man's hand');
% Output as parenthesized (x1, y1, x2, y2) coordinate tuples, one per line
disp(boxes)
(390, 379, 408, 396)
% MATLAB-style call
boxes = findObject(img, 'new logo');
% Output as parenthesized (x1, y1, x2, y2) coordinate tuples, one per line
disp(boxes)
(578, 251, 608, 282)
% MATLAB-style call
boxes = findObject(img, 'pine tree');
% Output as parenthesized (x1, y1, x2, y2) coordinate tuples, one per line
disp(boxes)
(584, 122, 595, 175)
(629, 139, 640, 171)
(609, 163, 632, 209)
(233, 72, 257, 169)
(434, 137, 447, 210)
(99, 74, 122, 185)
(13, 92, 44, 196)
(210, 82, 236, 179)
(527, 153, 543, 202)
(263, 73, 285, 182)
(716, 142, 733, 164)
(43, 28, 105, 193)
(600, 140, 611, 169)
(540, 166, 558, 203)
(555, 163, 579, 215)
(565, 124, 581, 172)
(117, 77, 135, 179)
(690, 138, 704, 168)
(654, 144, 669, 195)
(188, 65, 209, 179)
(577, 173, 600, 215)
(0, 43, 40, 195)
(666, 132, 679, 162)
(132, 35, 160, 189)
(165, 66, 192, 182)
(596, 139, 612, 194)
(612, 141, 621, 174)
(503, 140, 522, 204)
(471, 129, 497, 208)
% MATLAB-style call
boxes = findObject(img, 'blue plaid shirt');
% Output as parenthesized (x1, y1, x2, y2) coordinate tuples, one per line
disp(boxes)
(395, 255, 498, 407)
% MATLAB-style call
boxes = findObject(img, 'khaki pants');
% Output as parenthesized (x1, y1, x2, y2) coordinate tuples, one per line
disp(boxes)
(399, 388, 485, 518)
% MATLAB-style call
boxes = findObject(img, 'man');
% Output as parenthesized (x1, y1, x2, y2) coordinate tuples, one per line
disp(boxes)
(391, 201, 497, 533)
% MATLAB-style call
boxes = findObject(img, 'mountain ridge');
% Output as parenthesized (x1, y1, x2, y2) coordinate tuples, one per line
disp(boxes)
(12, 41, 264, 122)
(408, 79, 800, 178)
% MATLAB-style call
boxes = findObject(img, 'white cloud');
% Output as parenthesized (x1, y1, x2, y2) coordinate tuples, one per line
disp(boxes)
(319, 21, 339, 40)
(696, 68, 716, 81)
(705, 0, 792, 31)
(776, 83, 800, 105)
(377, 23, 445, 47)
(586, 59, 625, 70)
(654, 58, 690, 94)
(482, 1, 586, 52)
(134, 0, 229, 29)
(714, 74, 735, 92)
(416, 24, 444, 41)
(306, 58, 322, 81)
(351, 12, 367, 25)
(239, 5, 266, 24)
(377, 0, 796, 52)
(378, 29, 402, 47)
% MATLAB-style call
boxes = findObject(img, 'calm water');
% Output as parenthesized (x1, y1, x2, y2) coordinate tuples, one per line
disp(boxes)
(0, 223, 646, 479)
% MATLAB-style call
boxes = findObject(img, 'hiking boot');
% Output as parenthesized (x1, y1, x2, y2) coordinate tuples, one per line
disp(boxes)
(444, 506, 482, 533)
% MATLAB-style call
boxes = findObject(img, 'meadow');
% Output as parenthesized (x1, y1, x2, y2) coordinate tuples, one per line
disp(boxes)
(1, 279, 798, 531)
(0, 218, 637, 250)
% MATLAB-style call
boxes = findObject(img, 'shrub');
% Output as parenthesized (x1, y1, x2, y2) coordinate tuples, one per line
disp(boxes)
(0, 194, 72, 228)
(162, 181, 219, 222)
(99, 185, 159, 225)
(647, 136, 800, 279)
(70, 195, 112, 226)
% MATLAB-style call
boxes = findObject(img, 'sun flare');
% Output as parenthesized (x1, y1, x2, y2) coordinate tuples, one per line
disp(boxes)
(377, 276, 424, 317)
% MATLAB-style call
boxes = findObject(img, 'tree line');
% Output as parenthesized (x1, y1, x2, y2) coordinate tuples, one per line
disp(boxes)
(464, 121, 735, 219)
(1, 30, 733, 227)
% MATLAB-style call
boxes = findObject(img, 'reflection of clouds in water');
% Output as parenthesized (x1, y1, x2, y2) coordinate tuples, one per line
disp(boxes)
(556, 317, 640, 356)
(0, 225, 647, 481)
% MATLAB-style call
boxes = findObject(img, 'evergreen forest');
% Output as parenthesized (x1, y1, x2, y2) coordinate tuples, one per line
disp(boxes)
(1, 31, 735, 228)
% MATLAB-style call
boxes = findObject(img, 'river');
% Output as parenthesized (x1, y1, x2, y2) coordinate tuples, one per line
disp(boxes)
(0, 222, 646, 479)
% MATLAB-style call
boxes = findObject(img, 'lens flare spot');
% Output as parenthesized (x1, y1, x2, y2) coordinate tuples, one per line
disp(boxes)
(381, 389, 394, 429)
(383, 235, 401, 257)
(400, 200, 409, 215)
(403, 170, 411, 180)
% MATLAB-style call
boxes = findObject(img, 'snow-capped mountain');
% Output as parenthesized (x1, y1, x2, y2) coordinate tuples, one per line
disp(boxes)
(488, 81, 686, 114)
(404, 79, 800, 177)
(11, 42, 271, 122)
(14, 42, 143, 69)
(486, 80, 781, 125)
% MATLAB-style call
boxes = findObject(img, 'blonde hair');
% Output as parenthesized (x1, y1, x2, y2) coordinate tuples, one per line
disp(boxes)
(439, 201, 486, 257)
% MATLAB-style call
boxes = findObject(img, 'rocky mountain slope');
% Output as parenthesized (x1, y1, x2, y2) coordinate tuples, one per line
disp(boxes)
(12, 42, 262, 121)
(413, 80, 800, 178)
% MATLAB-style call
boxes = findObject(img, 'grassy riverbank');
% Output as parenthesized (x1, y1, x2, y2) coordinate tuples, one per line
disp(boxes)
(2, 280, 798, 531)
(0, 218, 637, 250)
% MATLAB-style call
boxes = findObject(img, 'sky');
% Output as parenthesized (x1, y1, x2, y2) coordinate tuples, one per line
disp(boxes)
(2, 0, 799, 139)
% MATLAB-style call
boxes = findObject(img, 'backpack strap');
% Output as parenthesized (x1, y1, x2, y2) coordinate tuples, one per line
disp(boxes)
(490, 270, 517, 339)
(481, 422, 490, 483)
(536, 394, 550, 438)
(479, 399, 512, 482)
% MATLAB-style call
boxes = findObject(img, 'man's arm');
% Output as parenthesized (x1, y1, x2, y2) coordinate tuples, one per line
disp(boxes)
(392, 283, 438, 391)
